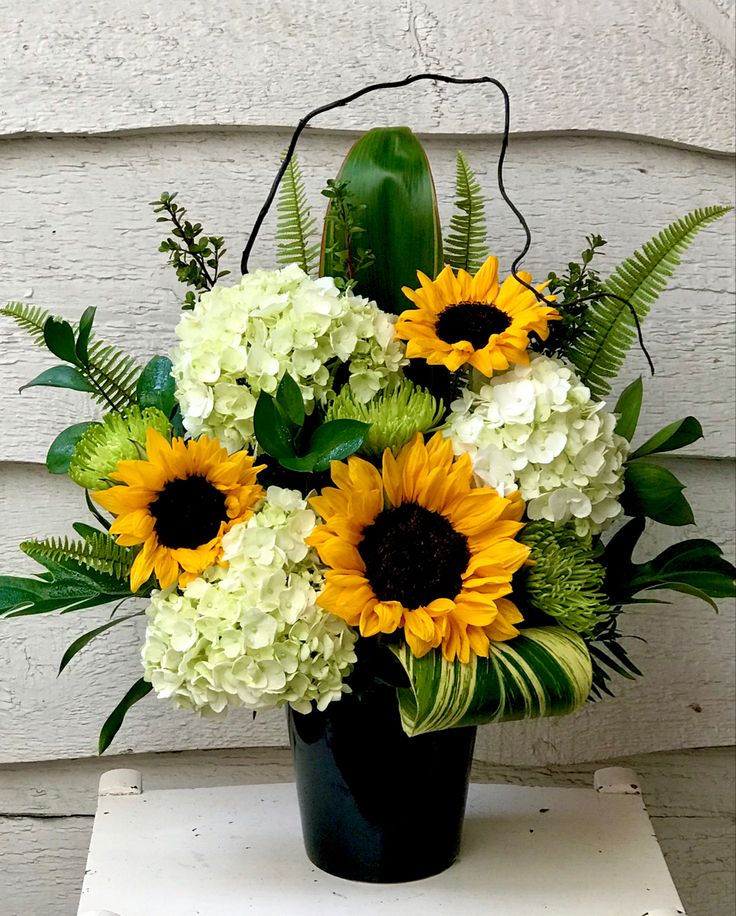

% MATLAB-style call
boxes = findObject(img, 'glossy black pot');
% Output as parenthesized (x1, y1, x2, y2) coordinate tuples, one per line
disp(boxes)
(288, 685, 476, 883)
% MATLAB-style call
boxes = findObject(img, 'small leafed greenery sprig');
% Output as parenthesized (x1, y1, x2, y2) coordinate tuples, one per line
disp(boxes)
(151, 192, 230, 309)
(321, 179, 375, 290)
(543, 234, 607, 357)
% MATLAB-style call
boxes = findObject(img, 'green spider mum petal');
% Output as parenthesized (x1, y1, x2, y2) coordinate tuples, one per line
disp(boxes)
(519, 521, 612, 635)
(69, 406, 172, 490)
(326, 378, 444, 457)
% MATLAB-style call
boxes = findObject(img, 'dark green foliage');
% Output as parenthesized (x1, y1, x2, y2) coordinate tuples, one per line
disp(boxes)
(444, 151, 489, 273)
(151, 191, 230, 309)
(602, 517, 735, 611)
(543, 234, 607, 357)
(621, 462, 695, 526)
(630, 416, 703, 459)
(59, 609, 143, 675)
(99, 678, 153, 753)
(567, 207, 732, 398)
(276, 155, 319, 274)
(253, 373, 369, 473)
(613, 377, 643, 441)
(586, 613, 644, 700)
(321, 179, 375, 290)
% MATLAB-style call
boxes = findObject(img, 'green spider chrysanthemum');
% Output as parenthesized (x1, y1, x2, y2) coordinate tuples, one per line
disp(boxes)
(326, 378, 444, 457)
(519, 521, 612, 635)
(69, 406, 172, 490)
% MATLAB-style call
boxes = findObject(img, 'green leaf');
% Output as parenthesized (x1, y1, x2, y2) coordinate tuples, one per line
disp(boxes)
(276, 374, 305, 428)
(304, 419, 369, 471)
(444, 151, 489, 273)
(567, 206, 732, 398)
(621, 462, 695, 526)
(43, 317, 80, 364)
(614, 377, 643, 441)
(98, 678, 153, 753)
(75, 306, 96, 364)
(392, 627, 592, 736)
(20, 365, 95, 394)
(136, 356, 177, 416)
(58, 611, 143, 674)
(46, 422, 97, 475)
(321, 127, 443, 314)
(630, 416, 704, 459)
(253, 392, 296, 461)
(276, 154, 319, 274)
(632, 581, 719, 612)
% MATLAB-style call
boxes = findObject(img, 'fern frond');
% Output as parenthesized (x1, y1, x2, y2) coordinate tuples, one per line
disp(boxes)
(276, 155, 319, 274)
(21, 532, 135, 586)
(1, 302, 52, 345)
(2, 302, 140, 411)
(84, 339, 141, 413)
(568, 206, 732, 398)
(444, 151, 489, 273)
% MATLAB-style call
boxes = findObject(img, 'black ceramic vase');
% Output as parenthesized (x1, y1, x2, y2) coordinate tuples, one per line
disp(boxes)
(288, 684, 476, 883)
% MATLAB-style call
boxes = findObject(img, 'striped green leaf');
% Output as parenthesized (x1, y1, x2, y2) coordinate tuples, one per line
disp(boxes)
(321, 127, 442, 314)
(392, 627, 592, 737)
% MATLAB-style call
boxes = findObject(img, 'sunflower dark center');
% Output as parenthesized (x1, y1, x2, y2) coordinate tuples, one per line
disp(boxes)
(435, 300, 511, 349)
(358, 502, 470, 609)
(150, 476, 228, 550)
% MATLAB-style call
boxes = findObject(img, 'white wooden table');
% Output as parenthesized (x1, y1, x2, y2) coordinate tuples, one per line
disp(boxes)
(78, 767, 686, 915)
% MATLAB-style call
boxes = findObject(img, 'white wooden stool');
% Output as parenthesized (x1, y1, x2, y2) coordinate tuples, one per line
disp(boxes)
(78, 766, 686, 915)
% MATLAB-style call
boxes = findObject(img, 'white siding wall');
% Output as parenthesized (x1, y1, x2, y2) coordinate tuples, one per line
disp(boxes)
(0, 2, 734, 912)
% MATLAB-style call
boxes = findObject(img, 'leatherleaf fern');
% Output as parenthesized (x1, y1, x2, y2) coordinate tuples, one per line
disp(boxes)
(276, 154, 319, 274)
(21, 527, 135, 584)
(444, 151, 489, 273)
(567, 206, 732, 399)
(1, 302, 141, 412)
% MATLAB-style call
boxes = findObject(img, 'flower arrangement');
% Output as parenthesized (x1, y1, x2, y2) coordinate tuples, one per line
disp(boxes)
(1, 75, 734, 760)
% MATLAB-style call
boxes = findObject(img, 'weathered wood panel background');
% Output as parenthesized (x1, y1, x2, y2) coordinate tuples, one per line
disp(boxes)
(0, 1, 734, 913)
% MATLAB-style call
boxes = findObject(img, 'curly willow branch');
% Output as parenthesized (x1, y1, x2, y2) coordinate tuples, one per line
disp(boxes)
(240, 73, 653, 377)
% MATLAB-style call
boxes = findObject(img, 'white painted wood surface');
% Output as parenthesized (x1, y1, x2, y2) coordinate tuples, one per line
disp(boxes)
(77, 777, 684, 915)
(2, 747, 733, 916)
(2, 0, 734, 151)
(0, 1, 733, 770)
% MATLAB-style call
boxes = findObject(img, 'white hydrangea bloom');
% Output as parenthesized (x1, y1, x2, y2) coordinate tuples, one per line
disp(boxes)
(171, 264, 405, 451)
(445, 354, 629, 536)
(141, 487, 358, 715)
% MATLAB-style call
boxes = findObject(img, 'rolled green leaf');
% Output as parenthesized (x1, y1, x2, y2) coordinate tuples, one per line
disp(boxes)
(392, 627, 592, 737)
(136, 355, 177, 416)
(321, 127, 442, 314)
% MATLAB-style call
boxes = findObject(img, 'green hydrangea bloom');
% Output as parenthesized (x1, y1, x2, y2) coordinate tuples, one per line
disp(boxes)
(519, 521, 612, 635)
(69, 406, 172, 490)
(326, 378, 444, 457)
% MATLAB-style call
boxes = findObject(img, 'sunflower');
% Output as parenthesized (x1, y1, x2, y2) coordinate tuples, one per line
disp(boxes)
(396, 256, 560, 377)
(94, 428, 265, 592)
(308, 433, 530, 664)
